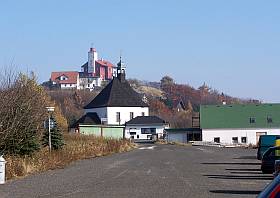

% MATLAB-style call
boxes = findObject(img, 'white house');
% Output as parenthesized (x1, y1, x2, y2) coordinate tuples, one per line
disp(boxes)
(125, 116, 169, 140)
(200, 104, 280, 146)
(83, 57, 149, 125)
(50, 71, 79, 89)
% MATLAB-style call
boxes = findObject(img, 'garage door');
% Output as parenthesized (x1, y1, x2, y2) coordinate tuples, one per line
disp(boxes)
(167, 133, 187, 143)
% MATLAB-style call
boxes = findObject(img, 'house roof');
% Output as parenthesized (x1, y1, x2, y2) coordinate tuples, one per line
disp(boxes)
(173, 99, 186, 110)
(96, 60, 114, 67)
(72, 113, 101, 127)
(200, 103, 280, 129)
(84, 77, 149, 108)
(81, 62, 87, 68)
(126, 116, 166, 125)
(51, 71, 78, 84)
(81, 60, 115, 68)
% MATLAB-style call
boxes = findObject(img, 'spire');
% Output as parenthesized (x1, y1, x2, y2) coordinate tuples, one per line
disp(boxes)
(117, 55, 126, 82)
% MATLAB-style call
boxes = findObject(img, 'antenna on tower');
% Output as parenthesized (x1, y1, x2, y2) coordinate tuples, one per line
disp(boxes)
(91, 43, 94, 48)
(119, 49, 122, 59)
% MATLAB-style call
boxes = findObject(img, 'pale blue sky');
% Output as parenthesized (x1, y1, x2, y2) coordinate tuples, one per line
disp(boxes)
(0, 0, 279, 102)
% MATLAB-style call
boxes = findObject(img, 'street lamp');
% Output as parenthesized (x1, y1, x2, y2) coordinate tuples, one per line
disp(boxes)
(46, 107, 55, 152)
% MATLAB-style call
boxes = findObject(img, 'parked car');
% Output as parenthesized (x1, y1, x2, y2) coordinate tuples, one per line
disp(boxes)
(261, 146, 280, 174)
(257, 135, 280, 160)
(257, 174, 280, 198)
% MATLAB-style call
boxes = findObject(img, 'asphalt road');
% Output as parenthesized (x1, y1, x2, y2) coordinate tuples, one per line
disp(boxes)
(0, 144, 273, 198)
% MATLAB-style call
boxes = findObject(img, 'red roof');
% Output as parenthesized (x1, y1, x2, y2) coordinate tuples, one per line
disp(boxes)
(51, 71, 79, 84)
(96, 60, 114, 67)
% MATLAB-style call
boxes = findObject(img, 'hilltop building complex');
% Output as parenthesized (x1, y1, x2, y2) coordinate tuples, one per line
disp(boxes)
(50, 48, 117, 90)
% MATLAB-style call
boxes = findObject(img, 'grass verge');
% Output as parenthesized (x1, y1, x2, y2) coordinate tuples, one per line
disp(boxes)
(5, 134, 135, 180)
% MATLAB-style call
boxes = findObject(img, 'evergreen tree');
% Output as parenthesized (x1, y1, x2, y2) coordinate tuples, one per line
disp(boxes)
(42, 117, 64, 150)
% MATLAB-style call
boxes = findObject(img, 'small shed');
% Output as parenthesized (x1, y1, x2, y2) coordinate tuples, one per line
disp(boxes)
(70, 112, 125, 139)
(165, 128, 202, 144)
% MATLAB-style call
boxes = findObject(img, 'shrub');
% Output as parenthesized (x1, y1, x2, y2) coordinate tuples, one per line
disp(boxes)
(0, 72, 47, 155)
(42, 117, 64, 150)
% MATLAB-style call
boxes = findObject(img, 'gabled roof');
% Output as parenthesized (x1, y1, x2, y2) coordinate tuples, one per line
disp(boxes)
(51, 71, 78, 84)
(81, 62, 87, 68)
(173, 99, 186, 110)
(81, 60, 115, 68)
(96, 60, 114, 67)
(84, 77, 149, 108)
(126, 116, 166, 125)
(72, 113, 101, 127)
(200, 103, 280, 129)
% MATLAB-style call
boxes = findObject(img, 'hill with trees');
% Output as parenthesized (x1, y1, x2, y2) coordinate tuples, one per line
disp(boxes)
(45, 75, 260, 129)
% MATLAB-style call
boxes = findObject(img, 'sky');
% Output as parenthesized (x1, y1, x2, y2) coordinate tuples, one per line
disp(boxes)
(0, 0, 279, 102)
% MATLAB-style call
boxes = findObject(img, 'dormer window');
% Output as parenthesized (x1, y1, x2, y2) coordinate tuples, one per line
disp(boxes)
(249, 117, 256, 124)
(60, 75, 68, 81)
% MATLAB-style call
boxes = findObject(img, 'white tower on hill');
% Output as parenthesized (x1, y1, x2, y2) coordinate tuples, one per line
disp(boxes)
(88, 47, 98, 74)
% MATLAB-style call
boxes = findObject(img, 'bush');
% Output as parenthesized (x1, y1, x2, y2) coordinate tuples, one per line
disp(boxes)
(42, 117, 64, 150)
(0, 72, 48, 155)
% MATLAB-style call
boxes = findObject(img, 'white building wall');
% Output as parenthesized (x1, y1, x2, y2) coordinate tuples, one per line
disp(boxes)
(107, 107, 149, 125)
(202, 128, 280, 145)
(84, 106, 149, 125)
(60, 83, 77, 89)
(125, 125, 166, 140)
(77, 77, 102, 90)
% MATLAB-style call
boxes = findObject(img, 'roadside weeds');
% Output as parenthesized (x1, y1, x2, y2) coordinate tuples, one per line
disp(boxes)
(5, 134, 136, 180)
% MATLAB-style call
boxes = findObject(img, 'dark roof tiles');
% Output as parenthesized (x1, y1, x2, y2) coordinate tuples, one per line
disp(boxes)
(126, 116, 166, 125)
(72, 112, 101, 127)
(84, 77, 149, 108)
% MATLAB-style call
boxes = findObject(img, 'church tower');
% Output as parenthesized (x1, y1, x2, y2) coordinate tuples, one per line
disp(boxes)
(117, 56, 126, 82)
(88, 47, 98, 74)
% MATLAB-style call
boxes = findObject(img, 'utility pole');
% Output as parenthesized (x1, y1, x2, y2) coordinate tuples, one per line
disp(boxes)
(48, 113, 51, 152)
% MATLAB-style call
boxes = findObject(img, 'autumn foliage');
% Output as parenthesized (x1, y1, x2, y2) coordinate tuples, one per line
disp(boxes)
(45, 75, 260, 129)
(147, 75, 260, 128)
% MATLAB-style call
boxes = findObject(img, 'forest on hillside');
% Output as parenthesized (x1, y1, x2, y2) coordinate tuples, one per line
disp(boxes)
(45, 76, 260, 129)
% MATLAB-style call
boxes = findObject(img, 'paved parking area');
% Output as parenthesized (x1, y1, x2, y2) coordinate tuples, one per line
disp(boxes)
(0, 144, 273, 198)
